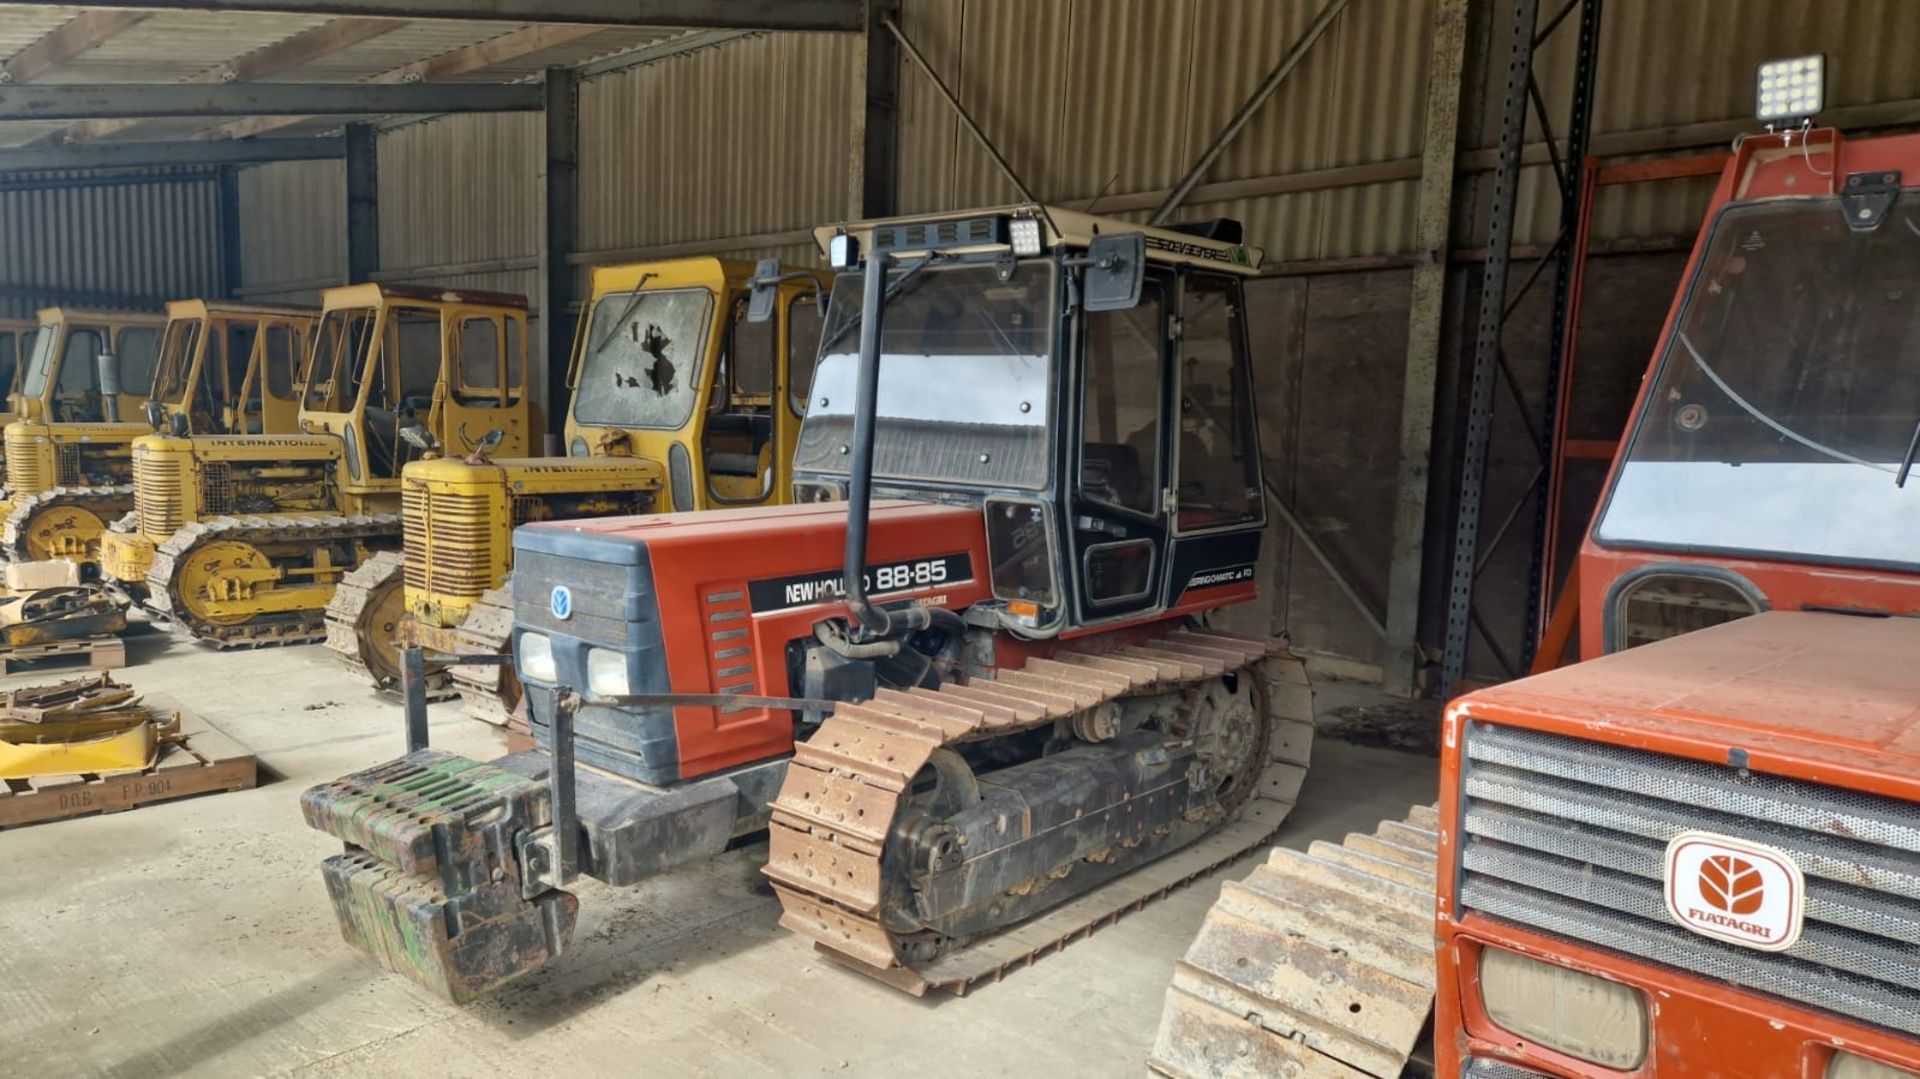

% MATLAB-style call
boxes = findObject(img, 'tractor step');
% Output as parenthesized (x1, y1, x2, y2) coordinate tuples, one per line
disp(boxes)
(300, 749, 577, 1003)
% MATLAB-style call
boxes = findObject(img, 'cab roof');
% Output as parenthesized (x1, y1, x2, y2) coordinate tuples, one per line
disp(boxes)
(164, 298, 318, 321)
(1458, 611, 1920, 794)
(817, 204, 1265, 275)
(321, 281, 528, 312)
(588, 256, 762, 296)
(34, 306, 165, 327)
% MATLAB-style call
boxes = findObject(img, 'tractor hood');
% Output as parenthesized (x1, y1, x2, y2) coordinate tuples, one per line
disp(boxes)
(1452, 610, 1920, 801)
(401, 453, 665, 496)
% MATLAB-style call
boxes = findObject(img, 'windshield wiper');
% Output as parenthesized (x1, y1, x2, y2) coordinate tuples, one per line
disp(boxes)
(1678, 330, 1899, 477)
(817, 255, 943, 357)
(589, 272, 659, 356)
(1899, 419, 1920, 488)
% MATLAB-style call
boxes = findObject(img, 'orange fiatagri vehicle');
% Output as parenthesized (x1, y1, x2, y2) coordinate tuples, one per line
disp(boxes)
(1157, 126, 1920, 1077)
(1432, 128, 1920, 1076)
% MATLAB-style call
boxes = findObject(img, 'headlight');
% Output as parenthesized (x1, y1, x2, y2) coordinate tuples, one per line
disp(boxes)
(587, 648, 629, 697)
(519, 632, 556, 683)
(1831, 1053, 1920, 1079)
(1479, 947, 1647, 1070)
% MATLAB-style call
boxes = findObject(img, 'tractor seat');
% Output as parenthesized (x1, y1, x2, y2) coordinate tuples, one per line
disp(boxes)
(707, 451, 762, 477)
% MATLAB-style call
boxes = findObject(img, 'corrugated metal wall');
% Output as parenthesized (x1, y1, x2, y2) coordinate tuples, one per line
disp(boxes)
(577, 30, 858, 268)
(376, 111, 541, 301)
(234, 158, 345, 305)
(0, 167, 226, 319)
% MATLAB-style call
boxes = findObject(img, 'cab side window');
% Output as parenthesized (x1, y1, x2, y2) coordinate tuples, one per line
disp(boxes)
(454, 316, 503, 405)
(1080, 282, 1166, 517)
(786, 295, 825, 416)
(1174, 274, 1261, 530)
(264, 324, 295, 398)
(116, 327, 160, 396)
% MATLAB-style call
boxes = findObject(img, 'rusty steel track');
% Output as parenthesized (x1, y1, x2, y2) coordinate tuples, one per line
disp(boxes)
(765, 628, 1316, 995)
(1149, 804, 1441, 1079)
(146, 513, 401, 648)
(446, 587, 519, 728)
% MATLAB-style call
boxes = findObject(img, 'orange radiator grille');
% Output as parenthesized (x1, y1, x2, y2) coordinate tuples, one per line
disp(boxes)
(135, 455, 185, 537)
(403, 487, 498, 601)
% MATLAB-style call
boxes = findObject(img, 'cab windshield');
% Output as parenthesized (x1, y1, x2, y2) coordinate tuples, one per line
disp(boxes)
(793, 261, 1055, 489)
(19, 323, 60, 398)
(304, 307, 379, 411)
(1595, 195, 1920, 569)
(572, 287, 714, 428)
(152, 318, 205, 405)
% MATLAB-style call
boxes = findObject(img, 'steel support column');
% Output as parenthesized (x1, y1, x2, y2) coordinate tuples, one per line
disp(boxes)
(1380, 0, 1471, 698)
(854, 0, 900, 218)
(1440, 0, 1605, 692)
(1441, 0, 1541, 693)
(540, 67, 581, 439)
(218, 165, 244, 299)
(344, 123, 378, 285)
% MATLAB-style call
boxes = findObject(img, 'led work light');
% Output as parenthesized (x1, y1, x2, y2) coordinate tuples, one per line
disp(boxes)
(1756, 54, 1824, 124)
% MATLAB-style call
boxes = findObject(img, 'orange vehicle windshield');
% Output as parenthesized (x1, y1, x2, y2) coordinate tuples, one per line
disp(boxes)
(1595, 192, 1920, 570)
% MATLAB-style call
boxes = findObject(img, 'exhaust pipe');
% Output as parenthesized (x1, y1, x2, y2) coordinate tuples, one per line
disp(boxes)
(841, 252, 933, 641)
(96, 349, 120, 423)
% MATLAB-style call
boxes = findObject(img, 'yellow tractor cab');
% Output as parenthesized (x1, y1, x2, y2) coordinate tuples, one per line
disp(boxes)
(563, 257, 826, 509)
(325, 256, 825, 719)
(102, 282, 531, 645)
(0, 308, 164, 491)
(2, 301, 317, 566)
(145, 299, 318, 437)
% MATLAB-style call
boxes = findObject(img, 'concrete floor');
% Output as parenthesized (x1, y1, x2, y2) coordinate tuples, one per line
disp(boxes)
(0, 623, 1437, 1078)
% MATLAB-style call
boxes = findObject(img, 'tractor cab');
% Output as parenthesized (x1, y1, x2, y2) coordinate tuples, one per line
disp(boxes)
(773, 205, 1268, 639)
(146, 300, 317, 437)
(10, 307, 163, 426)
(563, 257, 821, 510)
(1574, 128, 1920, 657)
(300, 282, 531, 488)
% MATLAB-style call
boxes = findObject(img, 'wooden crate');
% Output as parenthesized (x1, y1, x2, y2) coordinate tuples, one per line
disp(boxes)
(0, 711, 257, 829)
(0, 635, 126, 677)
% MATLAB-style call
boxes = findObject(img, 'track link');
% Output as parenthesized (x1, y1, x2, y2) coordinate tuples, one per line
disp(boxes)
(1149, 804, 1441, 1079)
(147, 513, 401, 648)
(765, 628, 1315, 995)
(0, 484, 135, 563)
(446, 587, 518, 728)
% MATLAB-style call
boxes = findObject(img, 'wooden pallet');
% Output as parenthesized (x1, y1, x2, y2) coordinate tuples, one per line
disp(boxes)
(0, 711, 257, 829)
(0, 635, 126, 677)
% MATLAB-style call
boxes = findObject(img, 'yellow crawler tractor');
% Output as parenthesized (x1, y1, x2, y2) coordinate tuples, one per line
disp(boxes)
(323, 257, 823, 723)
(4, 301, 316, 569)
(0, 308, 163, 524)
(99, 283, 532, 646)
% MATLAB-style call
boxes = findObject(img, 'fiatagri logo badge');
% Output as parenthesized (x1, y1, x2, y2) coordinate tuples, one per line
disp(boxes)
(1664, 832, 1806, 952)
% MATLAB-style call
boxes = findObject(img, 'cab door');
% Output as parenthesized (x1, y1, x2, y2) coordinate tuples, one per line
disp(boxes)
(1161, 271, 1266, 615)
(773, 287, 826, 502)
(700, 291, 780, 506)
(1068, 274, 1175, 625)
(440, 308, 530, 458)
(109, 322, 161, 419)
(239, 318, 306, 434)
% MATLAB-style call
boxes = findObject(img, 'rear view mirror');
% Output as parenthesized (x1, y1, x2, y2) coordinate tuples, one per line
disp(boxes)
(399, 421, 438, 452)
(143, 401, 165, 431)
(1083, 233, 1146, 312)
(747, 258, 781, 324)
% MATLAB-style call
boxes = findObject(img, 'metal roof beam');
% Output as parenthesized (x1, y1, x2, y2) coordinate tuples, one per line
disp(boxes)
(0, 136, 344, 172)
(218, 23, 604, 139)
(0, 82, 544, 121)
(54, 1, 865, 32)
(2, 10, 152, 84)
(50, 17, 407, 144)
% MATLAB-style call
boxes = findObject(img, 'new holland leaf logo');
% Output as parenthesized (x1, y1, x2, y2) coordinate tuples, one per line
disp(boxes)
(1698, 854, 1765, 916)
(1664, 831, 1806, 952)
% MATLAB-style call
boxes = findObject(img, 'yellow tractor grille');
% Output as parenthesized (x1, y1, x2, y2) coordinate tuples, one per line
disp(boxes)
(202, 462, 233, 516)
(135, 456, 185, 537)
(56, 445, 82, 486)
(403, 488, 495, 601)
(4, 439, 44, 492)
